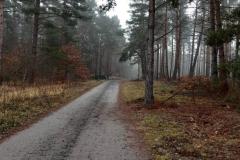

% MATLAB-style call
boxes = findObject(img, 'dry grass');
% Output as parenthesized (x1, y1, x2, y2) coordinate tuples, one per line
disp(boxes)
(120, 81, 240, 160)
(0, 84, 65, 103)
(121, 81, 175, 103)
(0, 80, 102, 139)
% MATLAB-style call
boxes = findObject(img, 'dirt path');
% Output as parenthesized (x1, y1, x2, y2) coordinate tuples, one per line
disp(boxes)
(0, 81, 148, 160)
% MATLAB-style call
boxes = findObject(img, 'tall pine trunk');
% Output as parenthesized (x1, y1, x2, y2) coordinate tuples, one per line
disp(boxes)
(189, 1, 198, 75)
(189, 5, 205, 77)
(29, 0, 40, 84)
(0, 0, 4, 84)
(182, 44, 185, 76)
(140, 49, 146, 80)
(160, 39, 165, 78)
(145, 0, 155, 105)
(206, 46, 211, 77)
(215, 0, 227, 82)
(0, 0, 5, 84)
(170, 32, 174, 78)
(156, 44, 160, 80)
(172, 7, 181, 80)
(164, 5, 169, 79)
(209, 0, 218, 80)
(236, 35, 239, 58)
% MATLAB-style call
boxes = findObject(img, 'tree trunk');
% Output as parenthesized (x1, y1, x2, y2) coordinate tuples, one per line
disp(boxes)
(145, 0, 155, 105)
(209, 0, 218, 80)
(236, 35, 239, 58)
(164, 5, 169, 79)
(233, 35, 239, 80)
(182, 43, 185, 76)
(0, 0, 4, 84)
(99, 49, 104, 77)
(28, 0, 40, 84)
(140, 48, 146, 80)
(215, 0, 227, 81)
(156, 44, 160, 79)
(189, 1, 198, 74)
(160, 39, 165, 78)
(95, 50, 99, 79)
(170, 32, 174, 78)
(189, 7, 205, 77)
(172, 7, 181, 80)
(206, 46, 211, 77)
(203, 45, 206, 75)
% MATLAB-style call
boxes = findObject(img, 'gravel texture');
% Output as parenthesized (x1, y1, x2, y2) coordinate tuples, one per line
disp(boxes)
(0, 81, 148, 160)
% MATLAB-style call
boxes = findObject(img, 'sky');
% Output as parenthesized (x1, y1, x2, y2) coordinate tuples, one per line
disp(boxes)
(95, 1, 195, 29)
(97, 0, 131, 29)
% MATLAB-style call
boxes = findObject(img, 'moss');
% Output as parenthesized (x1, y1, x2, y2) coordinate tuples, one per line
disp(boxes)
(225, 94, 239, 103)
(121, 81, 240, 160)
(121, 81, 176, 103)
(139, 114, 201, 160)
(155, 154, 171, 160)
(121, 81, 145, 103)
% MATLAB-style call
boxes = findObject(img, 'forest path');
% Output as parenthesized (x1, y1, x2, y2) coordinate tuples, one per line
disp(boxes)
(0, 81, 147, 160)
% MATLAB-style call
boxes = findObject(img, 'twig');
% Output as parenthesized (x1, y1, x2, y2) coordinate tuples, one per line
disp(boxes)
(161, 87, 185, 104)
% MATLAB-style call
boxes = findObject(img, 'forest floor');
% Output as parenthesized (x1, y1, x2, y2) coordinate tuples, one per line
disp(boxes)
(0, 80, 102, 141)
(120, 81, 240, 160)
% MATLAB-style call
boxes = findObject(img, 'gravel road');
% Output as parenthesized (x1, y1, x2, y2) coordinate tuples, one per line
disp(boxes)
(0, 81, 148, 160)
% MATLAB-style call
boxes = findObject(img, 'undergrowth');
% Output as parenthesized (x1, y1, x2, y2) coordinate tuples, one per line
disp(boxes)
(140, 114, 201, 160)
(0, 80, 102, 138)
(121, 80, 240, 160)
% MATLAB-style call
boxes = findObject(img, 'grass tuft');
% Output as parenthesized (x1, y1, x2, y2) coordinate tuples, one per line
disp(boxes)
(0, 80, 102, 138)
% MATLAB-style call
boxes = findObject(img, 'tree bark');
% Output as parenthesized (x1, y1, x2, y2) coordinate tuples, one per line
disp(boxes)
(233, 35, 239, 80)
(182, 43, 185, 76)
(209, 0, 218, 80)
(189, 1, 198, 74)
(206, 46, 211, 77)
(156, 44, 160, 79)
(145, 0, 155, 105)
(164, 5, 169, 79)
(140, 50, 147, 80)
(160, 39, 165, 78)
(215, 0, 227, 81)
(172, 7, 181, 80)
(189, 6, 205, 77)
(170, 32, 174, 78)
(236, 35, 239, 58)
(0, 0, 4, 84)
(28, 0, 40, 84)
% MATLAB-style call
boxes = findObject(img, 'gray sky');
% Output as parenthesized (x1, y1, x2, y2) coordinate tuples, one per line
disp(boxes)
(97, 0, 130, 29)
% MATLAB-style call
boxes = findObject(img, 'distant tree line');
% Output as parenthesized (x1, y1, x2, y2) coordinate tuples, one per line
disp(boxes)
(119, 0, 240, 104)
(0, 0, 125, 84)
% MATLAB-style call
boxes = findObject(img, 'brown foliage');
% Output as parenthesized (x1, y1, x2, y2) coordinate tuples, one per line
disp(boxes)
(2, 47, 27, 81)
(61, 44, 90, 80)
(170, 76, 213, 103)
(179, 76, 212, 91)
